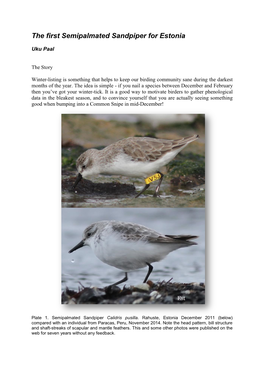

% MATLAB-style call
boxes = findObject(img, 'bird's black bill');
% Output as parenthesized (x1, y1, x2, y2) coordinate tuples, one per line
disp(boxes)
(69, 240, 85, 253)
(73, 173, 82, 189)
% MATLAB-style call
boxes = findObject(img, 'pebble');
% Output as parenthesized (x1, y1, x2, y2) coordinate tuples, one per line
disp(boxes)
(133, 283, 150, 292)
(133, 298, 144, 304)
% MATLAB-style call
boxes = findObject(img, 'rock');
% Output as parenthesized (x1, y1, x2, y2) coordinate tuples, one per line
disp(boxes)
(61, 281, 205, 304)
(77, 287, 105, 304)
(133, 283, 150, 292)
(62, 176, 136, 198)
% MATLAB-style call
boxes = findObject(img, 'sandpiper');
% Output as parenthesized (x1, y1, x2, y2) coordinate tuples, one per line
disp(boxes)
(69, 220, 198, 286)
(73, 134, 199, 197)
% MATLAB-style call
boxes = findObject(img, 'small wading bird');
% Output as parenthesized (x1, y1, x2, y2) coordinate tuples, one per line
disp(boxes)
(69, 220, 198, 286)
(73, 134, 199, 197)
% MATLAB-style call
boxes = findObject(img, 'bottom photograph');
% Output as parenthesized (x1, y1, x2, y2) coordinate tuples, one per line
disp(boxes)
(61, 208, 205, 305)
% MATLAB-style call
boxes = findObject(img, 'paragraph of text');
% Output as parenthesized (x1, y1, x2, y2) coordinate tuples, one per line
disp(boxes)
(31, 76, 233, 108)
(31, 315, 234, 336)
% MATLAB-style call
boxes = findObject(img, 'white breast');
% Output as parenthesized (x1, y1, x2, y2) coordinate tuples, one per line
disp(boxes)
(90, 230, 177, 271)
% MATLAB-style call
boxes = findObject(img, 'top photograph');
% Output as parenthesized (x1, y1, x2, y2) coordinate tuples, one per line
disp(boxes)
(62, 114, 205, 208)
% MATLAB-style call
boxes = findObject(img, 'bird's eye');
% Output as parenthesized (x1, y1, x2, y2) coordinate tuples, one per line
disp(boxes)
(82, 165, 86, 169)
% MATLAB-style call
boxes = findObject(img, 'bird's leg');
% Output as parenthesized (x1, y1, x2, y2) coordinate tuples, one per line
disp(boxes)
(135, 183, 150, 198)
(110, 272, 128, 286)
(143, 262, 153, 283)
(153, 171, 164, 197)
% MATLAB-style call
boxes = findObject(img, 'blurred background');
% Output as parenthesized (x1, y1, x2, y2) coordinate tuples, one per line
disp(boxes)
(62, 113, 205, 148)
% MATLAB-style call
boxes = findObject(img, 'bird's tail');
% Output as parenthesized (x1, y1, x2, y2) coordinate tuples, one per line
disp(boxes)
(165, 234, 198, 244)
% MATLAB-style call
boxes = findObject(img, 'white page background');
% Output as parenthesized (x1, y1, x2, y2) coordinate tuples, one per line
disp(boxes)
(2, 1, 263, 371)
